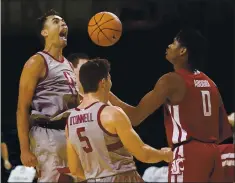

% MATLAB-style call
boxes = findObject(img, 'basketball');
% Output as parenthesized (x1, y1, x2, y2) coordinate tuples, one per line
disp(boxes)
(88, 12, 122, 47)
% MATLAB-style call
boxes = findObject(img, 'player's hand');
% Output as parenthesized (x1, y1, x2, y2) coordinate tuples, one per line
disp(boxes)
(20, 150, 38, 167)
(161, 147, 173, 163)
(4, 160, 12, 170)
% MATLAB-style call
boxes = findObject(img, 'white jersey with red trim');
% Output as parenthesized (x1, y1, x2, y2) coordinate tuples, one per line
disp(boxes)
(30, 51, 79, 121)
(67, 102, 136, 180)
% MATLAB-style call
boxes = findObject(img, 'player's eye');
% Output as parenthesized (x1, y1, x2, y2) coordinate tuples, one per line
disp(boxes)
(53, 19, 59, 24)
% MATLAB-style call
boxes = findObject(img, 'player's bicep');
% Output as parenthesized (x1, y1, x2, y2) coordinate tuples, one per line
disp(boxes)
(113, 109, 147, 159)
(18, 55, 45, 108)
(133, 75, 170, 125)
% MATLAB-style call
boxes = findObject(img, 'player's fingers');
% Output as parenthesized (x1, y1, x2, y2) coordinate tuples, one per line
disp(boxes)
(168, 152, 173, 162)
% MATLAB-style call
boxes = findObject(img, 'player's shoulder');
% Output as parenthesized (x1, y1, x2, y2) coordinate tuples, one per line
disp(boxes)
(24, 53, 45, 69)
(101, 105, 129, 124)
(101, 105, 130, 127)
(199, 71, 218, 87)
(102, 105, 126, 116)
(156, 72, 183, 87)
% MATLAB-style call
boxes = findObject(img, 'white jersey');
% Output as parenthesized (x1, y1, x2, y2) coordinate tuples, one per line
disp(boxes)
(67, 102, 136, 180)
(31, 51, 78, 122)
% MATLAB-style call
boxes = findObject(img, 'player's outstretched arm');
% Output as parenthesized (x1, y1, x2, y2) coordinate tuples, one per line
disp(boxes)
(101, 106, 173, 163)
(16, 54, 46, 166)
(109, 73, 176, 126)
(65, 126, 86, 180)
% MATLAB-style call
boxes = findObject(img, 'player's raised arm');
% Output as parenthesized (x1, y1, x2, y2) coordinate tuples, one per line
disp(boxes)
(109, 73, 177, 126)
(65, 126, 85, 180)
(101, 106, 173, 163)
(16, 54, 46, 166)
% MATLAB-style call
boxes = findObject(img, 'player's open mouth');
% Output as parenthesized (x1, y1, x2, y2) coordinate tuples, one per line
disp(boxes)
(59, 29, 68, 40)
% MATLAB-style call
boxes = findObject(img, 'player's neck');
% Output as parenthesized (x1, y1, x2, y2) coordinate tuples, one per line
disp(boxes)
(43, 44, 63, 60)
(174, 62, 191, 72)
(82, 92, 108, 106)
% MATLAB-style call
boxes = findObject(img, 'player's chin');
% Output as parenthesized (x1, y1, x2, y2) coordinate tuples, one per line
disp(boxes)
(60, 40, 67, 47)
(165, 54, 170, 61)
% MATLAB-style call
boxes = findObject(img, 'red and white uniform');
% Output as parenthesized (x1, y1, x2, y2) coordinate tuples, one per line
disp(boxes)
(164, 69, 232, 182)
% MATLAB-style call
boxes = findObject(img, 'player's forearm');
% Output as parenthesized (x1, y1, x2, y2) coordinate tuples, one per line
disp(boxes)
(17, 108, 30, 152)
(139, 144, 165, 163)
(1, 143, 9, 161)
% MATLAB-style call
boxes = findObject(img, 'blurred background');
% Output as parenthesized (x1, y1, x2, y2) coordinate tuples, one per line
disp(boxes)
(1, 0, 234, 181)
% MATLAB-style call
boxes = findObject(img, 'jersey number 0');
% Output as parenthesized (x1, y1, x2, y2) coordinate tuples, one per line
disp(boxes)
(201, 90, 212, 116)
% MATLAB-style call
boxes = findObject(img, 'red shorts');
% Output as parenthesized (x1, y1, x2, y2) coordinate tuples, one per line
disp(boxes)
(218, 144, 235, 183)
(168, 140, 223, 182)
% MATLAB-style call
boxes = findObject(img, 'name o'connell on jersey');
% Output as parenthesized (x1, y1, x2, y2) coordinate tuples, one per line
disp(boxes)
(70, 112, 94, 125)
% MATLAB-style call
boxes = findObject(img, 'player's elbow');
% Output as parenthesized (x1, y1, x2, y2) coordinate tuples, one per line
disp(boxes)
(16, 104, 29, 117)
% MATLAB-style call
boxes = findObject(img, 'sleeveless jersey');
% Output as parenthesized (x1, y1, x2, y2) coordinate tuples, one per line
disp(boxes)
(67, 102, 136, 180)
(30, 51, 78, 121)
(164, 69, 227, 147)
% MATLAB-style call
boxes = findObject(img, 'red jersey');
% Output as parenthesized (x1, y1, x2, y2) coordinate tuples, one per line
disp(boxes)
(218, 144, 235, 182)
(164, 69, 232, 147)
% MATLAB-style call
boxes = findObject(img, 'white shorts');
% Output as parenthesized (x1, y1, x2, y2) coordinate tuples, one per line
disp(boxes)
(29, 126, 67, 182)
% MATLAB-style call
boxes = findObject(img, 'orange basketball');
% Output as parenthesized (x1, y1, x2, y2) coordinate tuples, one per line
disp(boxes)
(88, 12, 122, 47)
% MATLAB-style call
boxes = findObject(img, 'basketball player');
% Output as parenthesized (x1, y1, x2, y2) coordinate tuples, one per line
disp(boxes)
(218, 113, 234, 182)
(17, 9, 78, 182)
(66, 58, 173, 182)
(67, 53, 89, 95)
(109, 29, 233, 182)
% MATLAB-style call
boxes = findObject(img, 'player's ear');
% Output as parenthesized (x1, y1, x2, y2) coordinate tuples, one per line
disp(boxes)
(180, 47, 187, 56)
(41, 29, 48, 37)
(100, 78, 106, 89)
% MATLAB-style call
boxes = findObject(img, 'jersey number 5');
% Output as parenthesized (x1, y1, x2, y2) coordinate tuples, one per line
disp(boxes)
(77, 127, 93, 153)
(201, 90, 212, 116)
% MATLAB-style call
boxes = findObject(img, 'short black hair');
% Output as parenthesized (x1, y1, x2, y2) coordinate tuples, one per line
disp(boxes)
(67, 53, 89, 67)
(79, 58, 111, 94)
(175, 28, 208, 71)
(36, 9, 60, 45)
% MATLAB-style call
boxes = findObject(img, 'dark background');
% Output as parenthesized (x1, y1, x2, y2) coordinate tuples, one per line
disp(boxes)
(1, 0, 234, 181)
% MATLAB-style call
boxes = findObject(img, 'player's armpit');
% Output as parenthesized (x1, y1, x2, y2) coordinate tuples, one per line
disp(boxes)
(66, 139, 85, 180)
(17, 54, 46, 152)
(106, 106, 167, 163)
